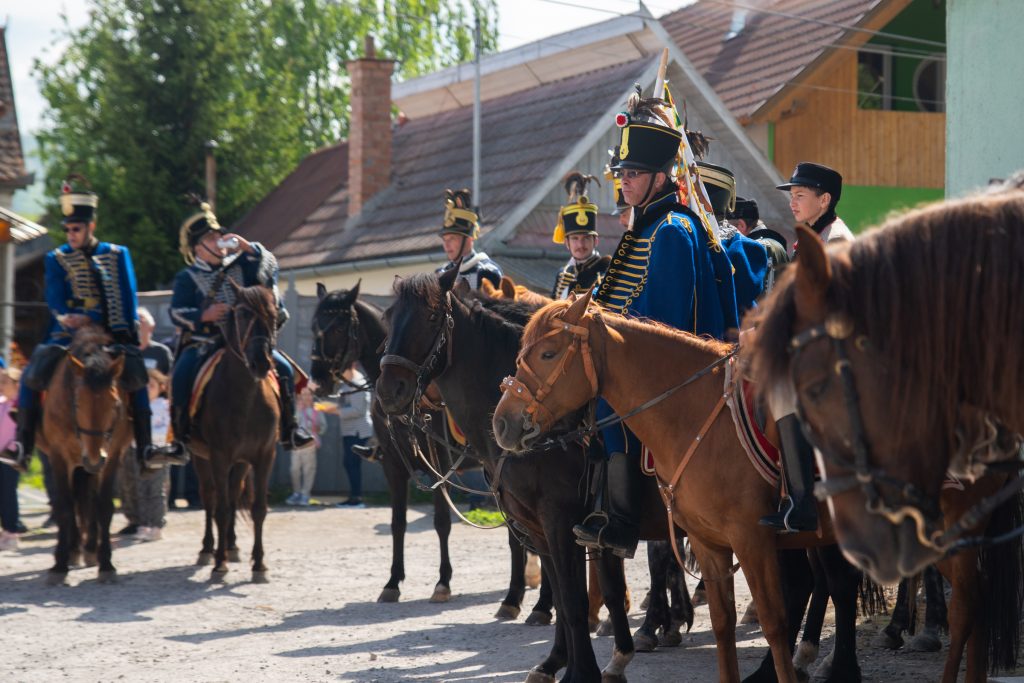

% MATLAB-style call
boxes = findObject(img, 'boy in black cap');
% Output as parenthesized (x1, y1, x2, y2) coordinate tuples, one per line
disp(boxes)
(776, 161, 854, 248)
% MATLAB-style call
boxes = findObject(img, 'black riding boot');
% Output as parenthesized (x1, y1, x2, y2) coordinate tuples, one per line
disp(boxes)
(278, 381, 314, 450)
(145, 406, 191, 468)
(0, 396, 41, 472)
(759, 414, 819, 533)
(573, 451, 641, 558)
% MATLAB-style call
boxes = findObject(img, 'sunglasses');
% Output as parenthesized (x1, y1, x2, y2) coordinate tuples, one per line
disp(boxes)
(62, 224, 88, 234)
(617, 170, 652, 180)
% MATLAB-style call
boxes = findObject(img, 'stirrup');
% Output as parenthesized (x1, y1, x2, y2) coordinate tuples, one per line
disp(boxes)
(282, 427, 314, 450)
(572, 511, 609, 548)
(143, 443, 190, 469)
(0, 443, 28, 473)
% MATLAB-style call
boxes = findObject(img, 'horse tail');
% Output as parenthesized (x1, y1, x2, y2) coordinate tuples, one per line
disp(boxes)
(982, 483, 1024, 673)
(230, 462, 254, 522)
(682, 537, 701, 575)
(858, 571, 889, 617)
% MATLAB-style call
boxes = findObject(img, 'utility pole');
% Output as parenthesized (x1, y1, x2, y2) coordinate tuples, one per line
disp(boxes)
(472, 10, 482, 217)
(205, 139, 218, 209)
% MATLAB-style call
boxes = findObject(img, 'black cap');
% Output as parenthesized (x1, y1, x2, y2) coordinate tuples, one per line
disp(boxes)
(728, 196, 759, 224)
(776, 162, 843, 204)
(178, 203, 223, 264)
(440, 189, 479, 239)
(59, 176, 98, 225)
(697, 162, 735, 221)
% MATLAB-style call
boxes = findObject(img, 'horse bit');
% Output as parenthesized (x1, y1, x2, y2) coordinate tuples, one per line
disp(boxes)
(789, 313, 1024, 556)
(311, 304, 366, 394)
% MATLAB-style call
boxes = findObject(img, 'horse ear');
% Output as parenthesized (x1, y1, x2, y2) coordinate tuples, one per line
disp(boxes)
(500, 276, 516, 300)
(480, 278, 497, 297)
(793, 224, 831, 321)
(316, 282, 328, 300)
(563, 289, 594, 325)
(438, 260, 461, 292)
(340, 279, 361, 307)
(452, 276, 471, 299)
(110, 354, 126, 378)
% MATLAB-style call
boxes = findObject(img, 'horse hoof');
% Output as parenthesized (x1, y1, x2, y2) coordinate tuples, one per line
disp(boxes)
(739, 601, 759, 625)
(691, 588, 707, 606)
(906, 630, 942, 653)
(596, 618, 614, 637)
(494, 604, 521, 621)
(226, 548, 242, 563)
(210, 566, 228, 582)
(658, 630, 682, 648)
(98, 570, 117, 584)
(633, 630, 658, 653)
(46, 571, 68, 586)
(589, 618, 600, 633)
(197, 552, 215, 566)
(524, 668, 555, 683)
(793, 640, 820, 672)
(811, 651, 834, 680)
(639, 591, 650, 611)
(251, 571, 269, 584)
(429, 585, 451, 603)
(525, 610, 552, 626)
(377, 587, 400, 603)
(83, 551, 98, 568)
(601, 675, 627, 683)
(872, 629, 903, 650)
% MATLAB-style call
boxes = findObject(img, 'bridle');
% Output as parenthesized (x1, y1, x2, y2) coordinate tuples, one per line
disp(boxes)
(379, 291, 455, 403)
(311, 303, 362, 391)
(789, 313, 1024, 556)
(222, 300, 275, 374)
(67, 352, 124, 446)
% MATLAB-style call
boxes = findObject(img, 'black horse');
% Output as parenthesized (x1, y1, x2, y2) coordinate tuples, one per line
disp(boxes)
(309, 281, 538, 618)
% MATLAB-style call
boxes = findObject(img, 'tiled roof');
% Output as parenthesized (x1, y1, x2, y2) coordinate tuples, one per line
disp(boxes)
(0, 28, 31, 189)
(660, 0, 880, 121)
(247, 56, 653, 272)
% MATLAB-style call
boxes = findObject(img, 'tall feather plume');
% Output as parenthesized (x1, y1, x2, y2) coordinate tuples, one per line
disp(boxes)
(686, 130, 713, 160)
(562, 172, 600, 203)
(445, 187, 473, 209)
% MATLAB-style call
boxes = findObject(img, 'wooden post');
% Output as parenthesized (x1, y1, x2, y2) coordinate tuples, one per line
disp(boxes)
(204, 139, 218, 210)
(652, 48, 669, 99)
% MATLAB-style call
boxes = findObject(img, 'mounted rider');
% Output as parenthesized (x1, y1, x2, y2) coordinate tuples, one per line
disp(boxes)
(0, 178, 157, 471)
(759, 161, 853, 533)
(550, 172, 609, 300)
(153, 203, 313, 462)
(727, 196, 790, 294)
(436, 189, 502, 291)
(573, 91, 742, 558)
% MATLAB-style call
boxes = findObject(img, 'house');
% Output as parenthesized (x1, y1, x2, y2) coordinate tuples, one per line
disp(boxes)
(663, 0, 946, 230)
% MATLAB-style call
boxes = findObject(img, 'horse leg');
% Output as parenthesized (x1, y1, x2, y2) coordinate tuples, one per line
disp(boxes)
(48, 465, 75, 584)
(95, 466, 118, 582)
(226, 463, 246, 563)
(379, 462, 408, 603)
(250, 457, 271, 582)
(526, 557, 569, 683)
(875, 577, 912, 649)
(793, 550, 826, 676)
(73, 468, 98, 567)
(429, 486, 452, 603)
(815, 544, 863, 683)
(526, 564, 555, 626)
(907, 565, 945, 652)
(587, 558, 603, 633)
(689, 539, 742, 683)
(596, 549, 635, 681)
(496, 528, 527, 620)
(195, 457, 216, 565)
(745, 548, 814, 683)
(211, 468, 232, 576)
(634, 541, 670, 652)
(939, 550, 979, 683)
(665, 542, 692, 645)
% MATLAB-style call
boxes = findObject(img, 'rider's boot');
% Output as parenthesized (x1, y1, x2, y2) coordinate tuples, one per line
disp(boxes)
(573, 452, 641, 558)
(144, 405, 190, 468)
(0, 393, 41, 473)
(759, 414, 819, 533)
(278, 380, 314, 450)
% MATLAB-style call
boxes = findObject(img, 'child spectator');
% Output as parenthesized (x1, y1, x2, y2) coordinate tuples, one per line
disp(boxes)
(286, 385, 326, 506)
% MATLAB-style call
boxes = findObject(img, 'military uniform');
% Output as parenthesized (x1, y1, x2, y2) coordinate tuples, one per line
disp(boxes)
(436, 189, 502, 290)
(728, 196, 790, 294)
(1, 181, 155, 471)
(550, 171, 607, 300)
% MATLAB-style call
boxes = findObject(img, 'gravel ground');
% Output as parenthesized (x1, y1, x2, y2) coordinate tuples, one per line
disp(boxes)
(0, 496, 1003, 682)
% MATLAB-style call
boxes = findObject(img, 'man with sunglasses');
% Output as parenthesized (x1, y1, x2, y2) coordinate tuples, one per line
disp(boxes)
(573, 95, 741, 559)
(0, 180, 160, 472)
(153, 203, 312, 463)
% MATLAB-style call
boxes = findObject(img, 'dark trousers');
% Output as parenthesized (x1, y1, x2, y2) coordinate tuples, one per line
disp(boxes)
(168, 462, 201, 508)
(0, 463, 20, 532)
(342, 435, 367, 498)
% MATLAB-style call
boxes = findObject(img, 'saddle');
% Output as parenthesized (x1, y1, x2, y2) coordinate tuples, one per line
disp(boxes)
(188, 349, 280, 419)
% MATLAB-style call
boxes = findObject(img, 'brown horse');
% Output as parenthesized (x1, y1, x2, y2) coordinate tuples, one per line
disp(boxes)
(38, 325, 132, 585)
(746, 184, 1024, 583)
(493, 294, 859, 683)
(189, 284, 280, 581)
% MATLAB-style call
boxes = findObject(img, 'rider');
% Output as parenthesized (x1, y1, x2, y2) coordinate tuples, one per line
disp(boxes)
(550, 172, 608, 300)
(0, 178, 158, 471)
(154, 203, 313, 462)
(436, 189, 502, 291)
(759, 162, 853, 533)
(727, 196, 790, 294)
(573, 94, 742, 558)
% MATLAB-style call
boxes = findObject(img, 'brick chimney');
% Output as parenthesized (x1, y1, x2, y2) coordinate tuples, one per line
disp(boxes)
(347, 36, 395, 218)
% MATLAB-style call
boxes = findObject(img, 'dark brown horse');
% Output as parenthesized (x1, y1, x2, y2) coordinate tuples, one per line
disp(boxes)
(189, 284, 279, 581)
(38, 325, 132, 584)
(746, 185, 1024, 583)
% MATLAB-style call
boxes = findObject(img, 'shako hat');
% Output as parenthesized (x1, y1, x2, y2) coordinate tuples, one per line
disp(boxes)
(776, 162, 843, 205)
(727, 196, 760, 224)
(179, 201, 223, 264)
(604, 148, 629, 213)
(697, 162, 736, 221)
(610, 86, 683, 173)
(59, 175, 98, 225)
(552, 172, 600, 243)
(440, 189, 479, 239)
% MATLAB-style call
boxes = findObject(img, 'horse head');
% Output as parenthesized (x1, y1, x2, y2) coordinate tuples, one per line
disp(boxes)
(310, 280, 362, 397)
(492, 292, 599, 453)
(226, 281, 277, 381)
(66, 325, 126, 474)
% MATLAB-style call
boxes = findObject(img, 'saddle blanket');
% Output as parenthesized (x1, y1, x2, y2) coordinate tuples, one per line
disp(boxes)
(189, 349, 279, 419)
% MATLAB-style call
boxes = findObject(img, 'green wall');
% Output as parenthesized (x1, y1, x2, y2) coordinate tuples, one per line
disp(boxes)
(865, 0, 946, 112)
(840, 185, 945, 233)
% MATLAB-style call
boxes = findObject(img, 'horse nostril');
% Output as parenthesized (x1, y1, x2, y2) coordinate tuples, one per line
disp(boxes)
(494, 415, 508, 440)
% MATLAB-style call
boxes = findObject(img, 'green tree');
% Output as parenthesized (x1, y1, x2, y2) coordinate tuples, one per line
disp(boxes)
(35, 0, 497, 287)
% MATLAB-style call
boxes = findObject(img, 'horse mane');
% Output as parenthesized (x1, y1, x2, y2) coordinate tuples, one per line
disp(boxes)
(463, 288, 541, 327)
(393, 273, 443, 310)
(69, 325, 116, 391)
(750, 188, 1024, 446)
(234, 284, 277, 326)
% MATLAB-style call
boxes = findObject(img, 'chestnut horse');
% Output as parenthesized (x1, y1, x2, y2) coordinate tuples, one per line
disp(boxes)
(189, 284, 279, 581)
(747, 185, 1024, 583)
(493, 294, 867, 683)
(38, 325, 132, 585)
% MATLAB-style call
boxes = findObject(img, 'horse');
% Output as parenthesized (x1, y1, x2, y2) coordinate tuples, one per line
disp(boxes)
(188, 283, 279, 580)
(309, 280, 536, 617)
(493, 293, 874, 683)
(37, 325, 133, 585)
(746, 184, 1024, 582)
(374, 268, 701, 682)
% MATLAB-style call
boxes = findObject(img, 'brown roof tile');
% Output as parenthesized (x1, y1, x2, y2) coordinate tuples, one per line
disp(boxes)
(0, 27, 31, 189)
(660, 0, 880, 121)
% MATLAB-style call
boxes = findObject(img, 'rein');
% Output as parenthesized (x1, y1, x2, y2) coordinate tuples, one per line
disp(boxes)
(312, 303, 363, 392)
(380, 291, 455, 404)
(790, 316, 1024, 558)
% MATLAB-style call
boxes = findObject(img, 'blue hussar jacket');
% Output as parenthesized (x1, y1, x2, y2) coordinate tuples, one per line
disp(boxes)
(722, 227, 769, 319)
(595, 189, 740, 338)
(44, 241, 139, 345)
(169, 243, 282, 343)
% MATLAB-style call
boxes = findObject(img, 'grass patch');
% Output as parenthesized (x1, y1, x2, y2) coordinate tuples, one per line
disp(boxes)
(20, 454, 45, 491)
(462, 508, 506, 527)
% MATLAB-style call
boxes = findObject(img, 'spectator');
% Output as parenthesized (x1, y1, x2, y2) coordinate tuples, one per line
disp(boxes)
(336, 363, 372, 508)
(286, 385, 326, 506)
(135, 368, 171, 541)
(1, 366, 23, 550)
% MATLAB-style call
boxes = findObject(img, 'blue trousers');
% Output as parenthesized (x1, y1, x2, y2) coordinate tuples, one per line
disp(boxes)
(171, 344, 293, 413)
(597, 398, 641, 457)
(342, 435, 367, 498)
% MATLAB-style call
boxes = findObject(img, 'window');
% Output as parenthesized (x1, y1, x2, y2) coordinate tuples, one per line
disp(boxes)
(857, 48, 893, 110)
(913, 55, 946, 112)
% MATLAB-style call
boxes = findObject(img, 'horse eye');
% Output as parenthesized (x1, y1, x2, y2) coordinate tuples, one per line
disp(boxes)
(804, 378, 830, 401)
(541, 350, 557, 361)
